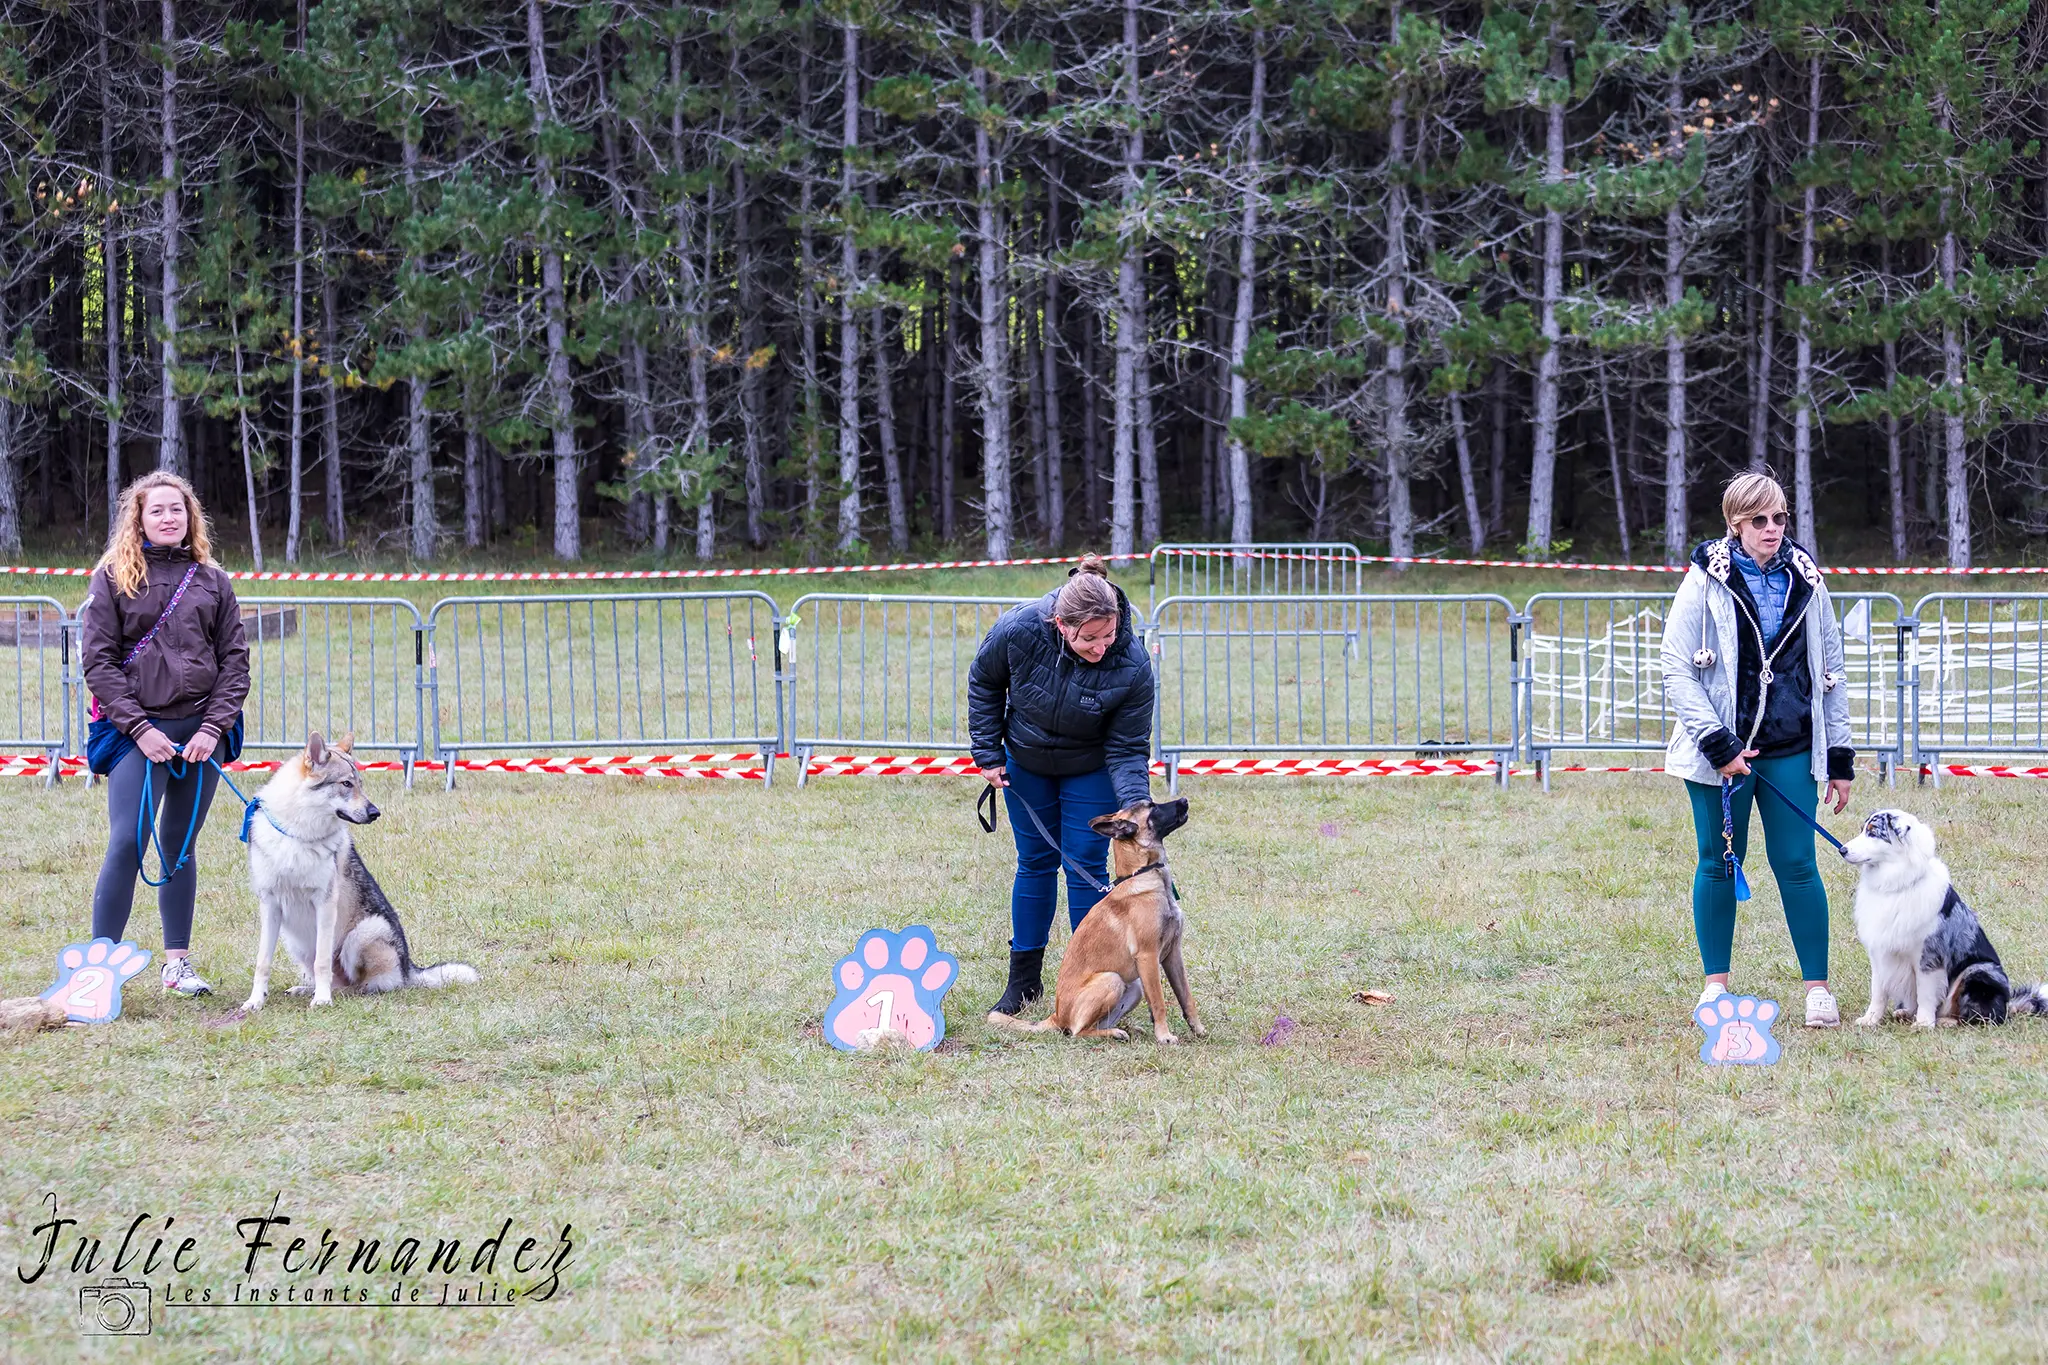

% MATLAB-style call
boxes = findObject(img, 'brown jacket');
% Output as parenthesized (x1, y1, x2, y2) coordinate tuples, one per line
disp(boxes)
(81, 544, 250, 742)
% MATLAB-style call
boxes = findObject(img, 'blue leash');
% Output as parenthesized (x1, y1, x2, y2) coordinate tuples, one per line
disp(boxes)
(1720, 769, 1849, 903)
(133, 748, 285, 886)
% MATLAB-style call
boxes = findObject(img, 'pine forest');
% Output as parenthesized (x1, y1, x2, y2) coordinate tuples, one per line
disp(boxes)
(3, 0, 2047, 568)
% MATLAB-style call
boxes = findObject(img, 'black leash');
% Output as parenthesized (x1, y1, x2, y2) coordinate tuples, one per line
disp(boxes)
(977, 782, 1128, 897)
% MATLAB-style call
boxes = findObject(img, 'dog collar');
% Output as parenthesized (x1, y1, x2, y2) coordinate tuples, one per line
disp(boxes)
(1111, 861, 1167, 888)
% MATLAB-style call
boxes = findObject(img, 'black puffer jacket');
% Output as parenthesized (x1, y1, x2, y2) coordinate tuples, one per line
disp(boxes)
(968, 583, 1155, 807)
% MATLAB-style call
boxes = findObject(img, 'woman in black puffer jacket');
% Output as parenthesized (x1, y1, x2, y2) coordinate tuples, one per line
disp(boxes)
(969, 554, 1156, 1018)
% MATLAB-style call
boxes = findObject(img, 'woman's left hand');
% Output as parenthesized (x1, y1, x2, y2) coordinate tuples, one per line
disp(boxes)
(182, 730, 217, 765)
(1825, 778, 1852, 815)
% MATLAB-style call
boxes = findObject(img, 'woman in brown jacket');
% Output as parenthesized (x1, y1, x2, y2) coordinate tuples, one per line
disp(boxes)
(81, 472, 249, 997)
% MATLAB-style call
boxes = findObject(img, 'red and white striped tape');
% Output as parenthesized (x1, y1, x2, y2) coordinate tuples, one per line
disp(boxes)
(6, 546, 2044, 585)
(9, 751, 2047, 782)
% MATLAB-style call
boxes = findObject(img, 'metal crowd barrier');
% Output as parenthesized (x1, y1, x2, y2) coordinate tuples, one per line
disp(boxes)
(783, 593, 1031, 784)
(0, 597, 71, 786)
(1905, 593, 2048, 784)
(1522, 590, 1911, 784)
(426, 592, 783, 785)
(1148, 594, 1521, 791)
(15, 581, 2048, 790)
(232, 597, 431, 782)
(1146, 542, 1365, 614)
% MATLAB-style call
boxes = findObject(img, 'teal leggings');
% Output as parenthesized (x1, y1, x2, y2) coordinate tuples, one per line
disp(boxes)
(1684, 752, 1830, 981)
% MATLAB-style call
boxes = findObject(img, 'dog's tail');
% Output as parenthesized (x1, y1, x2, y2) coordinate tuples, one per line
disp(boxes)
(985, 1010, 1060, 1036)
(408, 960, 480, 989)
(2007, 981, 2048, 1017)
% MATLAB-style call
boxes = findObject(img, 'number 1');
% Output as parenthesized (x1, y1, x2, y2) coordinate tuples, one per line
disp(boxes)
(865, 990, 895, 1031)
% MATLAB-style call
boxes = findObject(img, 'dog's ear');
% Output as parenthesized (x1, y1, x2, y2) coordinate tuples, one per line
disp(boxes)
(335, 731, 355, 755)
(306, 732, 326, 764)
(1089, 814, 1139, 841)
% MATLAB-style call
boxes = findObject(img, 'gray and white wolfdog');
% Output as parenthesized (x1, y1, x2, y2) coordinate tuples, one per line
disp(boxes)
(238, 732, 478, 1012)
(1843, 809, 2047, 1027)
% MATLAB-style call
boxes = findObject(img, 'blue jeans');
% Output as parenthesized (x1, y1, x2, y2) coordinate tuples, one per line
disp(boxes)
(1002, 754, 1117, 951)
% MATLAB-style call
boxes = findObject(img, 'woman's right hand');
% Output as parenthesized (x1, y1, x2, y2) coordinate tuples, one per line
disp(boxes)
(1717, 748, 1760, 778)
(136, 727, 179, 764)
(980, 765, 1008, 789)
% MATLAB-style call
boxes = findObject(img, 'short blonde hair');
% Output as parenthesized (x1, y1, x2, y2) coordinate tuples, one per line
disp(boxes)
(1722, 473, 1788, 534)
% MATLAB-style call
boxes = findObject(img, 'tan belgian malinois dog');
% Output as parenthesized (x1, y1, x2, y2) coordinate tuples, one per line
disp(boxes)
(988, 797, 1205, 1043)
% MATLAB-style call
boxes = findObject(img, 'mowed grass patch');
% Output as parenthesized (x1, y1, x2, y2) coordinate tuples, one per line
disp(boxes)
(4, 772, 2048, 1361)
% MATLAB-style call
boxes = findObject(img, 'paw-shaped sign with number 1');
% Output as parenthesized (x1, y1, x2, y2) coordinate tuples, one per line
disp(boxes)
(41, 939, 152, 1024)
(824, 926, 959, 1051)
(1695, 993, 1781, 1066)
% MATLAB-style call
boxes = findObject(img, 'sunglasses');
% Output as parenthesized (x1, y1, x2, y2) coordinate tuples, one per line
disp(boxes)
(1743, 512, 1790, 530)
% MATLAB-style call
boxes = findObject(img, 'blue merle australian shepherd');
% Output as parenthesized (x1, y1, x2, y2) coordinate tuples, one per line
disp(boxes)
(1844, 810, 2048, 1027)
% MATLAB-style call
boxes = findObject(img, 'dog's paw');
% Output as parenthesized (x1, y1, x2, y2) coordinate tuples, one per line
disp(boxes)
(1694, 994, 1781, 1065)
(1855, 1012, 1883, 1028)
(238, 996, 265, 1014)
(41, 939, 152, 1023)
(824, 926, 959, 1052)
(310, 992, 334, 1008)
(286, 982, 314, 997)
(1190, 1022, 1208, 1038)
(1155, 1032, 1180, 1046)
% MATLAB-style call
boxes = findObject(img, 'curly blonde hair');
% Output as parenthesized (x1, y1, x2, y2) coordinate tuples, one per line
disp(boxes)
(98, 471, 214, 597)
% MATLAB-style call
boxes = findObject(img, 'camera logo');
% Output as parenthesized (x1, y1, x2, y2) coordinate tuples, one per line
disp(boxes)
(78, 1278, 152, 1335)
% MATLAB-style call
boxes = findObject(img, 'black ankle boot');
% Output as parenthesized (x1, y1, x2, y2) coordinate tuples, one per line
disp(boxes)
(988, 948, 1046, 1018)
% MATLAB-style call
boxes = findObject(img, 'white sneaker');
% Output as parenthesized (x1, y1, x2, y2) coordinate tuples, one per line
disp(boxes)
(160, 958, 213, 997)
(1697, 982, 1729, 1011)
(1805, 986, 1840, 1029)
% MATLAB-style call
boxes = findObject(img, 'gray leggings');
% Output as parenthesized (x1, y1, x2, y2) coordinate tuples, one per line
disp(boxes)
(91, 714, 221, 952)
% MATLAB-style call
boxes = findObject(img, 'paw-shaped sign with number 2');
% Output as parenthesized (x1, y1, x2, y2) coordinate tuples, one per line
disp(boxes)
(41, 939, 152, 1024)
(1695, 993, 1781, 1066)
(824, 926, 959, 1051)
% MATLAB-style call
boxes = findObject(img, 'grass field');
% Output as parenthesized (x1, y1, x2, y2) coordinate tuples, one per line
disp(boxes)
(6, 768, 2048, 1361)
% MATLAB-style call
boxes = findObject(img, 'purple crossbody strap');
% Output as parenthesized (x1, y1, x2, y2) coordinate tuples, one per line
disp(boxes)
(120, 563, 201, 668)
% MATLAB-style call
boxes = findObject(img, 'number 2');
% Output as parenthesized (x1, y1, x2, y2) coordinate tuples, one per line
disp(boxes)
(60, 967, 113, 1021)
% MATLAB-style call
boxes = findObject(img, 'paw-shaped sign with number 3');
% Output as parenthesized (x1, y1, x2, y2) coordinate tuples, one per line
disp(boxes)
(824, 926, 959, 1051)
(41, 939, 152, 1024)
(1695, 993, 1781, 1066)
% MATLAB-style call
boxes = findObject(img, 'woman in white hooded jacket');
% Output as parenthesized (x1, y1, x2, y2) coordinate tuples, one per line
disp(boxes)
(1660, 474, 1854, 1027)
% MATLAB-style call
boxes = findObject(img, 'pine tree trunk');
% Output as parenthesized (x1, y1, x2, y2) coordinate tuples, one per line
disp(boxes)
(320, 236, 343, 546)
(1110, 0, 1144, 563)
(1750, 186, 1776, 471)
(1137, 347, 1159, 547)
(835, 22, 863, 549)
(463, 380, 485, 550)
(0, 287, 16, 556)
(284, 0, 306, 562)
(1042, 165, 1066, 549)
(158, 0, 182, 477)
(403, 129, 436, 560)
(1791, 53, 1819, 554)
(797, 34, 822, 548)
(1489, 362, 1506, 538)
(1450, 390, 1483, 553)
(941, 259, 959, 540)
(1082, 324, 1102, 535)
(1881, 240, 1906, 561)
(1524, 35, 1566, 555)
(870, 299, 908, 551)
(1598, 357, 1630, 562)
(735, 163, 766, 548)
(1226, 38, 1262, 547)
(99, 0, 122, 530)
(598, 49, 652, 548)
(1940, 222, 1969, 567)
(970, 2, 1012, 558)
(527, 0, 578, 560)
(1027, 299, 1047, 537)
(1383, 59, 1413, 562)
(230, 315, 264, 570)
(1662, 76, 1688, 564)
